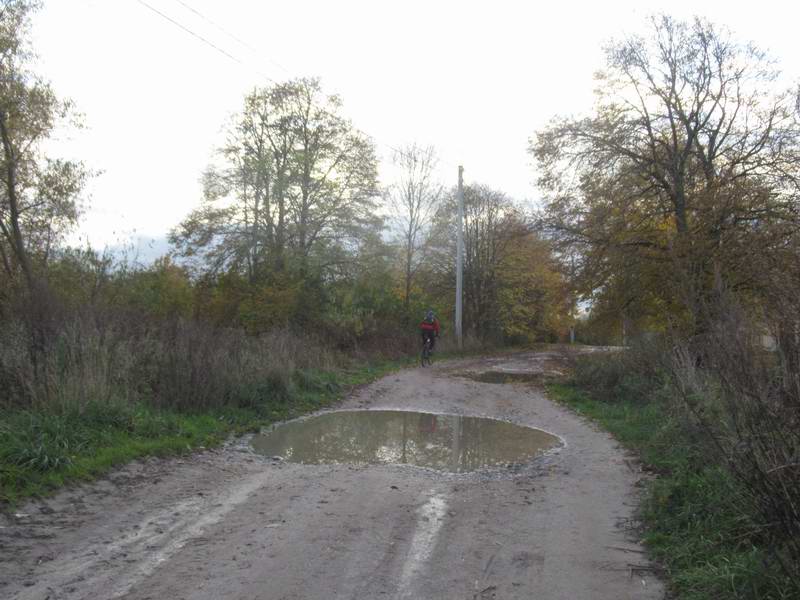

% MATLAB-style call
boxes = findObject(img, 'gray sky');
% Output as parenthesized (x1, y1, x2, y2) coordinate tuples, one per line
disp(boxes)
(32, 0, 800, 251)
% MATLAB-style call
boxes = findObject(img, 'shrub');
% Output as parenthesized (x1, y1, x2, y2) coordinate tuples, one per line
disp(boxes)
(669, 290, 800, 591)
(571, 338, 670, 404)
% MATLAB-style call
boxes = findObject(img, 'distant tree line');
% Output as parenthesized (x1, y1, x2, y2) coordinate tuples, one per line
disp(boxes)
(0, 0, 569, 399)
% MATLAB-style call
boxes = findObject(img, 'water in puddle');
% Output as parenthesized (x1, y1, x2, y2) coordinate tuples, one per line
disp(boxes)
(462, 371, 543, 385)
(251, 410, 560, 473)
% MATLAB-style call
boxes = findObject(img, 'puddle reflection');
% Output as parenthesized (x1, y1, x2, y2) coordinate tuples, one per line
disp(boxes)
(461, 371, 544, 384)
(251, 410, 560, 473)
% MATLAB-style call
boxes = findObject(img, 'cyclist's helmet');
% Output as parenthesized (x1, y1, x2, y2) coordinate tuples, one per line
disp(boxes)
(425, 310, 435, 322)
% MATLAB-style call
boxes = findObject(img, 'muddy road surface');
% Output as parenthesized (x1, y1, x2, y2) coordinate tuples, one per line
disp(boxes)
(1, 350, 664, 599)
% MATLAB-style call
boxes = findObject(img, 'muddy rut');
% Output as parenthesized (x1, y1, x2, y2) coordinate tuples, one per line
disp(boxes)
(0, 350, 664, 599)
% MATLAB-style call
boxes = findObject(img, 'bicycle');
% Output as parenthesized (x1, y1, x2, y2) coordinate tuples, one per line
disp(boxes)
(421, 336, 433, 367)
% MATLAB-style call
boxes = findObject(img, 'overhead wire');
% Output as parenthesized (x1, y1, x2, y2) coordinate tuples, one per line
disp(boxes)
(169, 0, 292, 77)
(133, 0, 460, 172)
(135, 0, 283, 86)
(134, 0, 245, 67)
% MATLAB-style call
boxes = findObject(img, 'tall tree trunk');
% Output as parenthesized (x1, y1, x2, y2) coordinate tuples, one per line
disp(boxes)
(0, 110, 35, 293)
(274, 170, 286, 272)
(0, 223, 15, 278)
(1, 110, 50, 373)
(404, 237, 413, 314)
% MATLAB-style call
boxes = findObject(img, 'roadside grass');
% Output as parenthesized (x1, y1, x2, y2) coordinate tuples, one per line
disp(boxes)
(0, 359, 406, 507)
(546, 382, 794, 599)
(1, 344, 510, 507)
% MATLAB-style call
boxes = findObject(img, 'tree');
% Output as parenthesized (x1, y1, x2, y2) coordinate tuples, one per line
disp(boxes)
(533, 15, 800, 331)
(0, 0, 86, 293)
(171, 79, 380, 286)
(497, 233, 568, 343)
(386, 143, 442, 314)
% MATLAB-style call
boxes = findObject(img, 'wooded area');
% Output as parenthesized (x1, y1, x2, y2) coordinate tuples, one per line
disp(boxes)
(1, 2, 800, 595)
(0, 0, 568, 416)
(534, 16, 800, 594)
(534, 15, 800, 341)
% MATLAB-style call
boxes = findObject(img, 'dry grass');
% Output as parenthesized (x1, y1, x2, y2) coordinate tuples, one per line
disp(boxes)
(669, 289, 800, 589)
(0, 316, 343, 413)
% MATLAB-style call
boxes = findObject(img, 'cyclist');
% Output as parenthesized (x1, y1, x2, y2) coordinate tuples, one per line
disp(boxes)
(420, 309, 440, 353)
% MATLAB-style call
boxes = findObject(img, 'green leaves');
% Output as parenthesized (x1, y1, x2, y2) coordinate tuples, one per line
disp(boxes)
(0, 1, 87, 285)
(171, 78, 380, 288)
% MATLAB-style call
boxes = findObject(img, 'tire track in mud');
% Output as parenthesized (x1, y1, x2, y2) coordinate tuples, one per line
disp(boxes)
(1, 349, 665, 600)
(3, 468, 274, 599)
(397, 490, 449, 598)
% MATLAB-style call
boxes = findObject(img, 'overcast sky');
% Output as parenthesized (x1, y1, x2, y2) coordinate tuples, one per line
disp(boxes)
(31, 0, 800, 253)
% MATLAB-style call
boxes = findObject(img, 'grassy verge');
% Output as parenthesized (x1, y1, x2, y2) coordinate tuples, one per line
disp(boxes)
(0, 359, 406, 507)
(547, 382, 793, 600)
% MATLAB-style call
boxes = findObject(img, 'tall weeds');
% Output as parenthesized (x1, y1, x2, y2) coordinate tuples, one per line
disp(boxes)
(669, 290, 800, 589)
(568, 287, 800, 595)
(0, 315, 341, 413)
(571, 338, 670, 405)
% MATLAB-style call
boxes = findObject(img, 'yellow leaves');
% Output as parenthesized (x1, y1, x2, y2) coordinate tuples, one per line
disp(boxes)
(497, 234, 569, 342)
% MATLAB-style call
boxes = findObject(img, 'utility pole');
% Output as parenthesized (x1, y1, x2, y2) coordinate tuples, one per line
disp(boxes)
(569, 253, 576, 344)
(455, 166, 464, 350)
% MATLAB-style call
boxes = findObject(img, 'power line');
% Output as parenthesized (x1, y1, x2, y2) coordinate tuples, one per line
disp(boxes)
(134, 2, 466, 332)
(133, 1, 400, 155)
(159, 1, 406, 158)
(132, 0, 457, 170)
(134, 0, 246, 67)
(170, 0, 292, 77)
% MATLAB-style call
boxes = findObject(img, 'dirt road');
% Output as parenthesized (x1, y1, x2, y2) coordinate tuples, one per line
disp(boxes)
(0, 350, 664, 599)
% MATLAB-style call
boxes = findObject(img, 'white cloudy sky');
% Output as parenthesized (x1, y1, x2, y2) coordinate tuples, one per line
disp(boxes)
(32, 0, 800, 252)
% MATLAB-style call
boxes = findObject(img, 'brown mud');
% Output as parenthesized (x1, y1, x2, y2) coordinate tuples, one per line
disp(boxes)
(0, 348, 663, 599)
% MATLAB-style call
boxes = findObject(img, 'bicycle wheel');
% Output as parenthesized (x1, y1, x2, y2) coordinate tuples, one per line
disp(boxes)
(421, 342, 432, 367)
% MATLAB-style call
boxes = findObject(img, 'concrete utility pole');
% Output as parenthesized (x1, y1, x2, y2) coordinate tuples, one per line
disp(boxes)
(455, 165, 464, 350)
(569, 253, 576, 344)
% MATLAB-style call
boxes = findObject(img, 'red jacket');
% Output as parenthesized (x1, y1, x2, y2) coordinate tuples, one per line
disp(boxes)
(420, 318, 440, 335)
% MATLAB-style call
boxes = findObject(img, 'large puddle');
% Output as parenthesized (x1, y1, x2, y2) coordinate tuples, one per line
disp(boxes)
(460, 371, 544, 385)
(251, 410, 561, 473)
